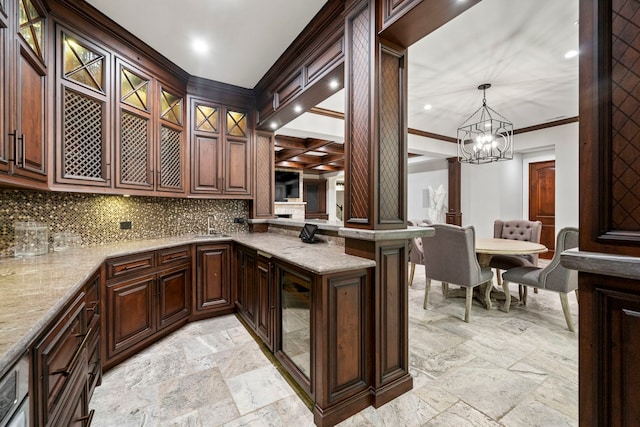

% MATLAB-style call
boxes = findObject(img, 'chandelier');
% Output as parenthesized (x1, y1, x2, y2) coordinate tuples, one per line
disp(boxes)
(457, 83, 513, 164)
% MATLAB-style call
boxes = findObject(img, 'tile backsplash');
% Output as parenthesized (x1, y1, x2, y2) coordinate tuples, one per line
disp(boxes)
(0, 189, 249, 257)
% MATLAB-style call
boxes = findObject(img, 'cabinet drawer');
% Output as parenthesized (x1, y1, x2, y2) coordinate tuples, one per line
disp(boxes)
(34, 292, 89, 426)
(157, 246, 191, 266)
(105, 252, 155, 279)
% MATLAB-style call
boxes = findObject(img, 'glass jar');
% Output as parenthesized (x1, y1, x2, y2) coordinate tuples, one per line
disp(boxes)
(14, 222, 49, 257)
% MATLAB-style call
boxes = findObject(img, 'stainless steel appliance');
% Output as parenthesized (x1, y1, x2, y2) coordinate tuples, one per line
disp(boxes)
(0, 356, 29, 427)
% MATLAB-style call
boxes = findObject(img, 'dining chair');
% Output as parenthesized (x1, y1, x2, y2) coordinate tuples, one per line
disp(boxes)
(408, 219, 432, 286)
(501, 227, 579, 331)
(421, 224, 493, 322)
(490, 219, 543, 301)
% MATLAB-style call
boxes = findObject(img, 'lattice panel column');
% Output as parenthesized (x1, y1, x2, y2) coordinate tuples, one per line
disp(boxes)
(342, 0, 412, 414)
(344, 0, 407, 230)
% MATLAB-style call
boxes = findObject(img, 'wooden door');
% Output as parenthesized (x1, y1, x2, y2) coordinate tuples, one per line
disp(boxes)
(224, 109, 251, 195)
(156, 87, 185, 194)
(190, 100, 222, 194)
(157, 264, 191, 330)
(529, 160, 555, 259)
(195, 244, 232, 314)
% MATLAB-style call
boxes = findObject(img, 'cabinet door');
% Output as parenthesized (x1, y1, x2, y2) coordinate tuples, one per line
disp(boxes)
(157, 263, 191, 330)
(106, 274, 155, 359)
(224, 109, 251, 195)
(156, 87, 185, 194)
(56, 28, 111, 187)
(115, 60, 153, 191)
(12, 0, 47, 182)
(256, 258, 274, 350)
(236, 246, 257, 327)
(190, 100, 222, 194)
(195, 244, 232, 314)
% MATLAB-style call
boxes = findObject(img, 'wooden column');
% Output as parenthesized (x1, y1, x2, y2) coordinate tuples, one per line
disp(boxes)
(342, 0, 412, 410)
(446, 157, 462, 225)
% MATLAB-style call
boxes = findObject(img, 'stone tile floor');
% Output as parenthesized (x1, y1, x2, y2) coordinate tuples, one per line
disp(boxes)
(92, 264, 578, 426)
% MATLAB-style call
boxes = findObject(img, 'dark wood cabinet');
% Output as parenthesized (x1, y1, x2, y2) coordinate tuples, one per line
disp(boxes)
(235, 244, 257, 327)
(256, 256, 274, 351)
(189, 97, 252, 197)
(54, 26, 111, 188)
(193, 244, 233, 319)
(105, 273, 156, 361)
(32, 269, 101, 427)
(103, 248, 191, 368)
(0, 0, 48, 185)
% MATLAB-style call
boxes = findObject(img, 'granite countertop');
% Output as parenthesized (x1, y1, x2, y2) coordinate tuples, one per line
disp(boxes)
(0, 232, 375, 376)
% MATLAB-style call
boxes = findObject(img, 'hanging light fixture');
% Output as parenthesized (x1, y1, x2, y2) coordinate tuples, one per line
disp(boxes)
(457, 83, 513, 164)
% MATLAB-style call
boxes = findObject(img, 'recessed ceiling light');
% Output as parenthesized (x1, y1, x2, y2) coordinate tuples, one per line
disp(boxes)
(564, 50, 578, 59)
(329, 80, 339, 89)
(294, 105, 303, 113)
(192, 38, 209, 54)
(270, 122, 278, 130)
(423, 104, 432, 110)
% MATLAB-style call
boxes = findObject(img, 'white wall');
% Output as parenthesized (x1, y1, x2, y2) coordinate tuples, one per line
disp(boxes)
(459, 122, 579, 238)
(461, 154, 524, 237)
(407, 159, 448, 222)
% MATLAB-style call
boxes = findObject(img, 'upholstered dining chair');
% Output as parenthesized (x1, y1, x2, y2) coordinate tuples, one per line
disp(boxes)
(408, 219, 432, 286)
(421, 224, 493, 322)
(501, 227, 579, 331)
(490, 219, 543, 298)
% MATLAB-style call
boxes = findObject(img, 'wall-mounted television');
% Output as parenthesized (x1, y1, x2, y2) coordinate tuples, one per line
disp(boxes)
(275, 171, 300, 201)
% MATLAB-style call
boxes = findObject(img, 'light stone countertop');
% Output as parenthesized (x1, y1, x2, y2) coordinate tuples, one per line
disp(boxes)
(561, 248, 640, 280)
(0, 232, 375, 377)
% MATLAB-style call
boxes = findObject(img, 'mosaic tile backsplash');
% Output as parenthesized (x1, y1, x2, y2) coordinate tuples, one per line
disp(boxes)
(0, 189, 249, 258)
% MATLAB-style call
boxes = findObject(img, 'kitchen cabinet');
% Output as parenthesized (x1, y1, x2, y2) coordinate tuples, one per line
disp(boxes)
(32, 270, 100, 427)
(193, 243, 233, 320)
(256, 255, 274, 351)
(234, 244, 275, 350)
(115, 57, 187, 194)
(234, 244, 257, 327)
(54, 27, 186, 195)
(189, 97, 252, 197)
(0, 0, 47, 186)
(103, 247, 191, 368)
(54, 26, 111, 188)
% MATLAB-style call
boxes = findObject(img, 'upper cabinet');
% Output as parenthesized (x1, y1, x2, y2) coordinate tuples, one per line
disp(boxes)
(55, 27, 111, 187)
(190, 97, 251, 197)
(115, 60, 186, 194)
(0, 0, 48, 186)
(53, 26, 186, 195)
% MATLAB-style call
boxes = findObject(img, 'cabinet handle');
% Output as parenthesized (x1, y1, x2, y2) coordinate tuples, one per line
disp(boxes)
(166, 253, 185, 260)
(77, 409, 95, 426)
(122, 261, 149, 271)
(7, 131, 15, 162)
(50, 327, 92, 377)
(17, 134, 24, 168)
(87, 301, 98, 312)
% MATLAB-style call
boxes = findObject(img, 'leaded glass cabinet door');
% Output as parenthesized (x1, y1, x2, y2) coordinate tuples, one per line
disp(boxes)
(224, 109, 252, 195)
(12, 0, 47, 181)
(190, 98, 222, 194)
(157, 86, 185, 194)
(56, 27, 111, 186)
(115, 59, 153, 190)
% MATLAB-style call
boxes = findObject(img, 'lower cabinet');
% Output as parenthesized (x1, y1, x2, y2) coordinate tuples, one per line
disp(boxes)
(193, 244, 233, 319)
(103, 248, 191, 368)
(235, 244, 257, 327)
(32, 269, 101, 427)
(256, 256, 274, 351)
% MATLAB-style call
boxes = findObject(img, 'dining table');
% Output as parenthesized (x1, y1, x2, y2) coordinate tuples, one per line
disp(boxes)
(473, 238, 548, 309)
